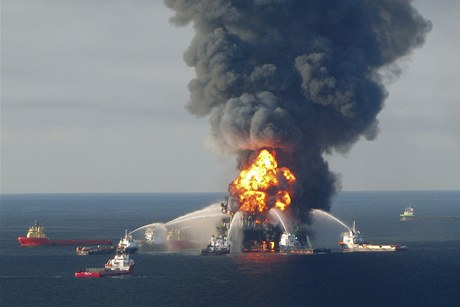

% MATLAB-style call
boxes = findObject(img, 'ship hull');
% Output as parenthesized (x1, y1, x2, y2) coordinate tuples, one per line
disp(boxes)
(200, 246, 230, 256)
(75, 268, 133, 278)
(280, 247, 332, 255)
(18, 237, 112, 247)
(339, 243, 408, 252)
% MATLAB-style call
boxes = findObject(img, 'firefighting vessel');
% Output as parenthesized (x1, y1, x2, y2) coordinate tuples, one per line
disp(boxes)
(17, 222, 112, 247)
(74, 252, 134, 278)
(117, 230, 138, 254)
(279, 232, 331, 254)
(200, 234, 230, 255)
(400, 206, 416, 221)
(339, 221, 407, 252)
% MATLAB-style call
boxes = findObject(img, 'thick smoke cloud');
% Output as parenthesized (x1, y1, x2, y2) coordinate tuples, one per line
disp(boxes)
(164, 0, 431, 222)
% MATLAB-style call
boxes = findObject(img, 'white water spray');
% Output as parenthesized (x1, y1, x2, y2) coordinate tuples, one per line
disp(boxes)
(228, 211, 243, 253)
(165, 204, 225, 226)
(311, 209, 351, 231)
(269, 208, 289, 233)
(130, 203, 227, 250)
(165, 213, 226, 227)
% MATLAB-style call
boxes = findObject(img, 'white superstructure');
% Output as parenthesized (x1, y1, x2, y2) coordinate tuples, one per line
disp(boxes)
(117, 230, 138, 254)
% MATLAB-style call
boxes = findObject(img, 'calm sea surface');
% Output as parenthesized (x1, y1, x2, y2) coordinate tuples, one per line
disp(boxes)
(1, 191, 459, 306)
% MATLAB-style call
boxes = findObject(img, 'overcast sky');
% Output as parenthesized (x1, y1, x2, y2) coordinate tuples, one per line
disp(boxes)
(1, 0, 459, 194)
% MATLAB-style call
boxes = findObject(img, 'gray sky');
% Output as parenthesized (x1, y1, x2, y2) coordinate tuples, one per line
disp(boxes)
(1, 0, 459, 194)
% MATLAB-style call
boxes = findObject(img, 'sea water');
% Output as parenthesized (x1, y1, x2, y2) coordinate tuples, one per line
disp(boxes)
(1, 191, 459, 306)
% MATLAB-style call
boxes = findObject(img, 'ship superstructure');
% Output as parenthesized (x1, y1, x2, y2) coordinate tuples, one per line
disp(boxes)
(117, 230, 138, 254)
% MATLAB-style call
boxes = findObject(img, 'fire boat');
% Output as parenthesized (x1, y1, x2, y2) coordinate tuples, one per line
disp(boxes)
(117, 230, 138, 254)
(339, 221, 408, 252)
(279, 232, 331, 254)
(201, 218, 231, 255)
(200, 234, 230, 256)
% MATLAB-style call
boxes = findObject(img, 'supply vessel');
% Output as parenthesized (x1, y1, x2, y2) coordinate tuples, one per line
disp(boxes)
(17, 222, 112, 247)
(400, 206, 416, 221)
(339, 221, 407, 252)
(75, 252, 134, 278)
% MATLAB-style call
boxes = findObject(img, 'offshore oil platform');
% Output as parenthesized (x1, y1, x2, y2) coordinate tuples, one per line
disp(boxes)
(217, 196, 284, 252)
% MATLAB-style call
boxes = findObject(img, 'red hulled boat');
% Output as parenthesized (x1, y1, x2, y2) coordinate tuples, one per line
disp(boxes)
(18, 222, 112, 247)
(75, 252, 134, 278)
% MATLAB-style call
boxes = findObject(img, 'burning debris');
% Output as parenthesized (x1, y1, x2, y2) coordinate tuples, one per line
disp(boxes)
(164, 1, 431, 250)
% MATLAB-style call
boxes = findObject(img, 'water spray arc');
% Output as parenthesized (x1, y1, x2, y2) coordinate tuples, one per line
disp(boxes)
(269, 209, 289, 234)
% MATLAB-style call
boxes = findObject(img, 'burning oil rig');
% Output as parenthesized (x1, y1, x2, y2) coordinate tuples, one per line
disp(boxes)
(222, 149, 297, 252)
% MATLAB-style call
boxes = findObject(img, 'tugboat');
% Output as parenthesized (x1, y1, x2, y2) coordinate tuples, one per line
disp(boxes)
(200, 234, 230, 255)
(117, 230, 138, 254)
(279, 232, 331, 254)
(76, 245, 115, 256)
(18, 221, 112, 247)
(339, 221, 408, 252)
(400, 206, 416, 221)
(201, 217, 231, 255)
(74, 251, 134, 278)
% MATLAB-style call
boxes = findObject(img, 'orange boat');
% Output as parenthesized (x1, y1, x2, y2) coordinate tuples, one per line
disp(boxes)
(18, 221, 112, 247)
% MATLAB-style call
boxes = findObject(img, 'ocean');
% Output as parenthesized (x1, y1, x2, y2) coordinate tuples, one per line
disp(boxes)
(1, 191, 459, 306)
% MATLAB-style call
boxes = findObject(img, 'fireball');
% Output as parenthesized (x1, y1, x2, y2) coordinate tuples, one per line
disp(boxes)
(229, 149, 296, 216)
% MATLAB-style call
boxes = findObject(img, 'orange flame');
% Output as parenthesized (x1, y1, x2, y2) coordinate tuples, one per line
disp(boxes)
(229, 149, 296, 214)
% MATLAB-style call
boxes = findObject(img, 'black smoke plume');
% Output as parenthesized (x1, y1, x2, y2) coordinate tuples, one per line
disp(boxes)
(164, 0, 431, 222)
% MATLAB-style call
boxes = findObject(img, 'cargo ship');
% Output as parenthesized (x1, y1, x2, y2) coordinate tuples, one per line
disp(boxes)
(17, 222, 112, 247)
(400, 206, 416, 221)
(339, 221, 407, 252)
(75, 252, 134, 278)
